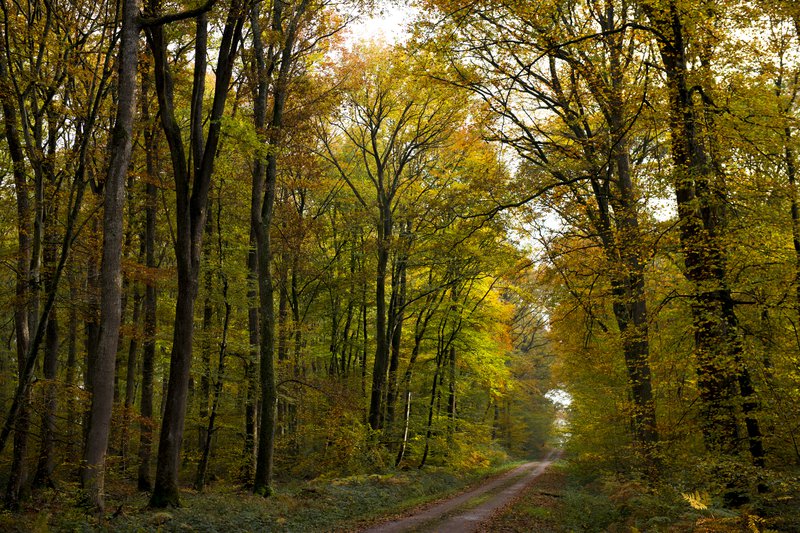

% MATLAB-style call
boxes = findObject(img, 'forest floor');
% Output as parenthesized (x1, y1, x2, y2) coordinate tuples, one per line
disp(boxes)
(358, 450, 561, 533)
(0, 455, 542, 532)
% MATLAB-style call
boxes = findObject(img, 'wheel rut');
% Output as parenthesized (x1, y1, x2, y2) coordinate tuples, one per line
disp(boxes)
(359, 450, 561, 533)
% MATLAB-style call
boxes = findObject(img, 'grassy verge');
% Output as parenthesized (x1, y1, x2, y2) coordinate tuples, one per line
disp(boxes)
(478, 463, 568, 533)
(0, 461, 524, 532)
(481, 460, 800, 533)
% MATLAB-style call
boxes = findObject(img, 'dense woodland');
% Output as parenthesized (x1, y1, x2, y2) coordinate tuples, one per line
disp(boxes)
(0, 0, 799, 529)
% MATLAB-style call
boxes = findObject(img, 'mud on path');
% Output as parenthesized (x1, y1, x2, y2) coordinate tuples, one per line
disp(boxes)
(359, 450, 561, 533)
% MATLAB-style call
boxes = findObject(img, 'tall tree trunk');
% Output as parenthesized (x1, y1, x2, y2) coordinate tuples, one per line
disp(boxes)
(605, 20, 659, 457)
(85, 212, 101, 423)
(369, 203, 392, 430)
(395, 292, 440, 465)
(122, 282, 142, 469)
(644, 0, 762, 464)
(138, 64, 158, 492)
(195, 277, 231, 491)
(253, 0, 309, 496)
(80, 0, 138, 511)
(446, 345, 456, 441)
(66, 273, 79, 465)
(198, 202, 214, 452)
(386, 243, 408, 429)
(2, 37, 32, 509)
(420, 335, 448, 469)
(33, 237, 59, 489)
(147, 0, 245, 506)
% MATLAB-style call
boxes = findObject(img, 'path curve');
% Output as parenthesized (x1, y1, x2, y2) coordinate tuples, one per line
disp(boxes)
(359, 450, 561, 533)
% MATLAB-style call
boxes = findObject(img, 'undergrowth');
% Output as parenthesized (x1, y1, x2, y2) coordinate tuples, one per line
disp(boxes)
(0, 458, 521, 532)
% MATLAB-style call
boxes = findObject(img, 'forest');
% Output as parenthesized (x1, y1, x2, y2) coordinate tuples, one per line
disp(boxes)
(0, 0, 799, 530)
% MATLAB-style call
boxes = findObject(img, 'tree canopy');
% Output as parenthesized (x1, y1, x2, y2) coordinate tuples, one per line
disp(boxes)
(0, 0, 799, 529)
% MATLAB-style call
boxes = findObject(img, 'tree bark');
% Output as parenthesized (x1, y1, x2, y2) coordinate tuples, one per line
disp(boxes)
(386, 239, 408, 429)
(1, 25, 32, 510)
(147, 0, 245, 506)
(369, 202, 392, 430)
(643, 0, 763, 463)
(33, 250, 59, 489)
(138, 63, 158, 492)
(80, 0, 139, 511)
(252, 0, 309, 496)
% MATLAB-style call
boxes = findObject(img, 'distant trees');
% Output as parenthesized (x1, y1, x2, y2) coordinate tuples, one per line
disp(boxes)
(318, 47, 465, 432)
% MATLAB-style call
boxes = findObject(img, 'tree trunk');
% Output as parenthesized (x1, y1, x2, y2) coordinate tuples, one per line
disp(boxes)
(644, 0, 762, 463)
(148, 0, 245, 506)
(80, 0, 138, 511)
(1, 33, 32, 509)
(138, 63, 158, 492)
(33, 147, 61, 491)
(369, 203, 392, 431)
(420, 336, 447, 469)
(252, 0, 309, 495)
(195, 280, 231, 491)
(66, 273, 79, 465)
(198, 202, 214, 452)
(121, 283, 142, 469)
(33, 275, 58, 489)
(446, 345, 456, 441)
(386, 243, 408, 429)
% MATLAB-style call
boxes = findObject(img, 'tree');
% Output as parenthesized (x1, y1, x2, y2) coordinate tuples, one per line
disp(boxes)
(0, 0, 117, 506)
(80, 0, 140, 512)
(319, 46, 462, 431)
(142, 0, 248, 507)
(639, 0, 765, 466)
(419, 0, 659, 461)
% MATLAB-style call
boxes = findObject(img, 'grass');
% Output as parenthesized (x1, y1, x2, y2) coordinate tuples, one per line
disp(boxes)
(481, 460, 800, 533)
(0, 461, 525, 532)
(477, 465, 568, 533)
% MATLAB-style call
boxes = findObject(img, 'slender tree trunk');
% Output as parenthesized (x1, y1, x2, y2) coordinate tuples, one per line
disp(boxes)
(148, 0, 245, 506)
(446, 345, 456, 441)
(121, 283, 142, 468)
(198, 203, 214, 452)
(369, 203, 392, 430)
(386, 245, 407, 429)
(66, 273, 79, 465)
(85, 212, 101, 426)
(80, 0, 138, 511)
(606, 31, 659, 456)
(420, 336, 447, 468)
(195, 281, 231, 491)
(361, 283, 368, 400)
(33, 162, 61, 488)
(253, 0, 309, 495)
(33, 274, 58, 489)
(395, 298, 437, 465)
(244, 229, 259, 481)
(278, 256, 289, 364)
(2, 39, 32, 509)
(250, 0, 272, 494)
(644, 0, 762, 463)
(395, 391, 412, 467)
(138, 64, 158, 492)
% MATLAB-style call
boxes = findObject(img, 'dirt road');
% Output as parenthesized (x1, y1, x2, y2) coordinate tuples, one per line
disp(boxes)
(359, 450, 561, 533)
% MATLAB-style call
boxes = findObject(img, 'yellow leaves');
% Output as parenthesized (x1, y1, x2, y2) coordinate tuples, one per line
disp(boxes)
(681, 490, 711, 510)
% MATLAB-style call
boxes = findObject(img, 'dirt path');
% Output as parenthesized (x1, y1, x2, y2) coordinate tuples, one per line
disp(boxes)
(359, 450, 561, 533)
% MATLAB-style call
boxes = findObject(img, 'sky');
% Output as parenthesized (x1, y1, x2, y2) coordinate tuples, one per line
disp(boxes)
(345, 4, 417, 46)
